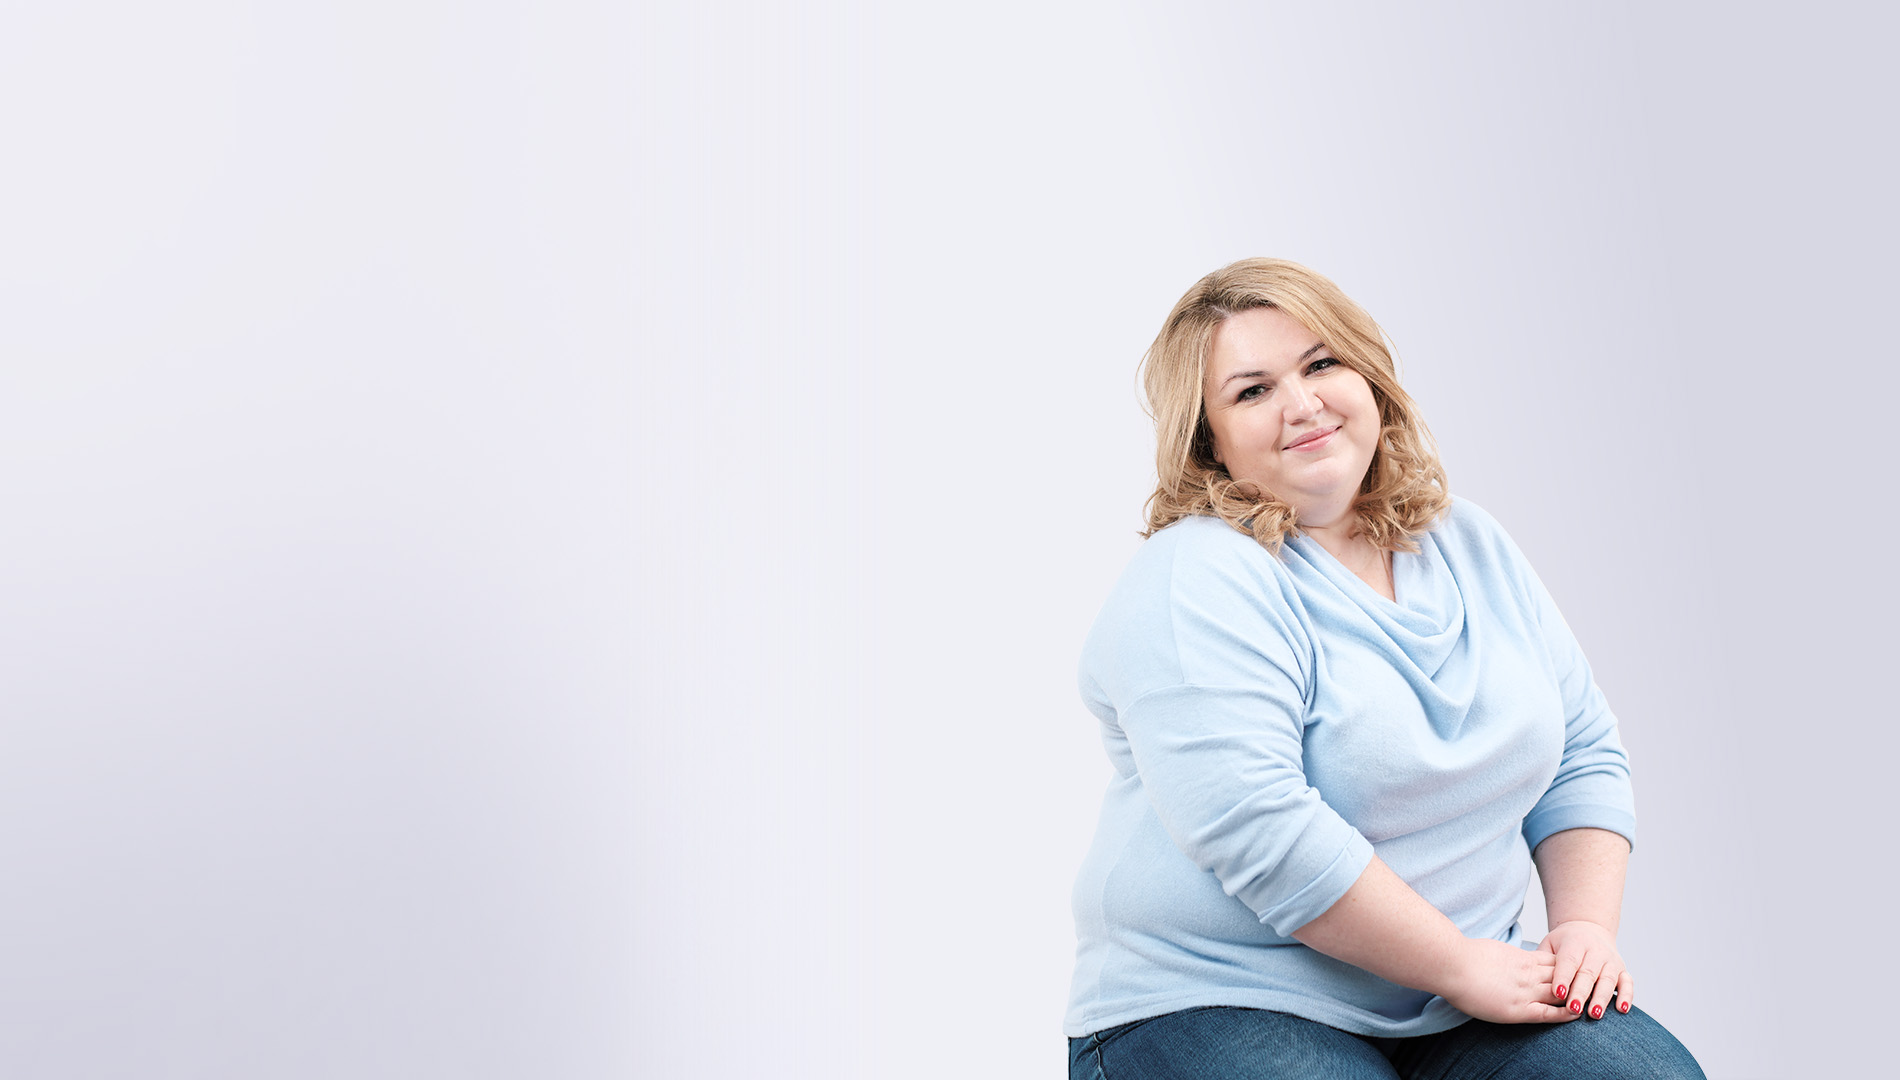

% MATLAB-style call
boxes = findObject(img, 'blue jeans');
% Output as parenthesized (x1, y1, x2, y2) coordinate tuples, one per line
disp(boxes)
(1068, 1005, 1705, 1080)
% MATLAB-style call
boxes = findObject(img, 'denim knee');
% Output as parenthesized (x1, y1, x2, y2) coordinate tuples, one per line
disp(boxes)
(1394, 1005, 1705, 1080)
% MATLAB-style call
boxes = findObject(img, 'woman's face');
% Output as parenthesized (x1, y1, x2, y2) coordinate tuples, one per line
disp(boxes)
(1201, 306, 1381, 532)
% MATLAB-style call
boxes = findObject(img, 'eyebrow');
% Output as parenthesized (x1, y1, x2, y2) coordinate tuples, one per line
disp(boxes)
(1217, 342, 1329, 389)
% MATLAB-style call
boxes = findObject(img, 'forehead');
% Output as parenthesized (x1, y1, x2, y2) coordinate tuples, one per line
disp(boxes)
(1204, 307, 1324, 383)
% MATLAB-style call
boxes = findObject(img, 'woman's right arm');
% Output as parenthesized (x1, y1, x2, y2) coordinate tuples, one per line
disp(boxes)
(1291, 856, 1575, 1024)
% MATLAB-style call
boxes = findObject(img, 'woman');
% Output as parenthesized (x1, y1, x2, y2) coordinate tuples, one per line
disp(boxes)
(1065, 259, 1703, 1079)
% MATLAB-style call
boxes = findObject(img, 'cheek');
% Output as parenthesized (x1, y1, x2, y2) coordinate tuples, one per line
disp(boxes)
(1210, 409, 1272, 462)
(1341, 372, 1376, 407)
(1339, 379, 1380, 427)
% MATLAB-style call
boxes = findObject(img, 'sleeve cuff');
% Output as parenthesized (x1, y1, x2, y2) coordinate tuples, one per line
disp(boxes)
(1523, 804, 1637, 855)
(1252, 830, 1375, 937)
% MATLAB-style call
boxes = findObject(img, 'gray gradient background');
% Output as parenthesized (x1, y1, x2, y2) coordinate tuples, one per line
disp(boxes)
(2, 2, 1891, 1078)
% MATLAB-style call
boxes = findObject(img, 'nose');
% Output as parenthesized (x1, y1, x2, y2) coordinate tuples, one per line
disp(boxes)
(1285, 383, 1323, 422)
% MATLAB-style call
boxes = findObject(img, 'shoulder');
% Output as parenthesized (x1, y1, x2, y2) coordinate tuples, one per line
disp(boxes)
(1081, 515, 1312, 706)
(1423, 496, 1545, 606)
(1118, 514, 1297, 616)
(1430, 495, 1507, 542)
(1139, 512, 1273, 569)
(1426, 496, 1528, 566)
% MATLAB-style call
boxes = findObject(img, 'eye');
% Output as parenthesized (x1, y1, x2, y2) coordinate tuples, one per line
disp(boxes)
(1306, 356, 1340, 374)
(1237, 384, 1268, 402)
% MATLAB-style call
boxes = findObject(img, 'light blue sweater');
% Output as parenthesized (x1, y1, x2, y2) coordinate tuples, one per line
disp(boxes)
(1065, 498, 1635, 1038)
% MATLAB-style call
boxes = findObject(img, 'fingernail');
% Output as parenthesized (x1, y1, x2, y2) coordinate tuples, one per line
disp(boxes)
(1555, 985, 1567, 999)
(1619, 1001, 1631, 1014)
(1592, 1005, 1603, 1019)
(1570, 1000, 1582, 1014)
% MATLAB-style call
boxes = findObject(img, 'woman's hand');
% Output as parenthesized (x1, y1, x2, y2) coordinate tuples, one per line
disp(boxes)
(1538, 919, 1633, 1020)
(1440, 939, 1578, 1025)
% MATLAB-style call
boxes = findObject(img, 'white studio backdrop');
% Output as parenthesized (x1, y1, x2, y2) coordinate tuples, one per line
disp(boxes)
(2, 4, 639, 1077)
(4, 2, 1895, 1078)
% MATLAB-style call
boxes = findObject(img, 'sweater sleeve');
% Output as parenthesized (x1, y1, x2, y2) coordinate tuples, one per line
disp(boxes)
(1503, 531, 1638, 854)
(1082, 523, 1374, 937)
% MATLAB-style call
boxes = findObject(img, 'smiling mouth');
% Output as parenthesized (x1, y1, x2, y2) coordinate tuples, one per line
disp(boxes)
(1284, 426, 1340, 451)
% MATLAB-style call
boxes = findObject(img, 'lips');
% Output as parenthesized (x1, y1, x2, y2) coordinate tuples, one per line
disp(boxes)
(1284, 425, 1339, 451)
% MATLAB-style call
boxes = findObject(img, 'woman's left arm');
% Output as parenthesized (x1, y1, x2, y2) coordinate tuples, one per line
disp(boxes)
(1533, 826, 1634, 1020)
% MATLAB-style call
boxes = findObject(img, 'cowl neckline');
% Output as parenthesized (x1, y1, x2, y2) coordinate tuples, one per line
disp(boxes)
(1282, 530, 1468, 682)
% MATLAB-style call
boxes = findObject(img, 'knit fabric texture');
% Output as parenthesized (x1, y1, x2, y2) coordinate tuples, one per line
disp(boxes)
(1065, 498, 1635, 1038)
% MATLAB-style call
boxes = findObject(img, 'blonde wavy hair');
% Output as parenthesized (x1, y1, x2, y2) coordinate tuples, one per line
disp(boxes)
(1141, 258, 1451, 552)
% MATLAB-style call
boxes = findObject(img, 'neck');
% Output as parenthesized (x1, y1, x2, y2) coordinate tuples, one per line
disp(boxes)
(1297, 506, 1364, 561)
(1304, 521, 1373, 563)
(1301, 513, 1393, 599)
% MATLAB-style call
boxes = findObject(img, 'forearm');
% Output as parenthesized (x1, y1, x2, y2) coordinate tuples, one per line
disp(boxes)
(1291, 852, 1580, 1025)
(1289, 855, 1470, 998)
(1532, 827, 1630, 934)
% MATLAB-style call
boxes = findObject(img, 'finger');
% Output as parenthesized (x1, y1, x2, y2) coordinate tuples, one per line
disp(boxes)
(1564, 953, 1603, 1015)
(1615, 969, 1635, 1015)
(1522, 1003, 1579, 1024)
(1550, 950, 1596, 1011)
(1550, 949, 1584, 1005)
(1585, 963, 1620, 1020)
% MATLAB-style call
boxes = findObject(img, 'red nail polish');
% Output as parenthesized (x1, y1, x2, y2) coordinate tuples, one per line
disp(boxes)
(1619, 1001, 1631, 1013)
(1570, 1000, 1582, 1013)
(1592, 1005, 1603, 1019)
(1555, 985, 1566, 999)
